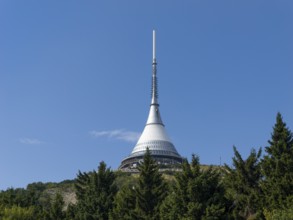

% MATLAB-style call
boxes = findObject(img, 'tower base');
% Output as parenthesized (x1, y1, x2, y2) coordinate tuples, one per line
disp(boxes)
(119, 154, 183, 171)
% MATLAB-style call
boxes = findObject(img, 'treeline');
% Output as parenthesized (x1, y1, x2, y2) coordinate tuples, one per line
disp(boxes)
(0, 113, 292, 220)
(0, 180, 75, 220)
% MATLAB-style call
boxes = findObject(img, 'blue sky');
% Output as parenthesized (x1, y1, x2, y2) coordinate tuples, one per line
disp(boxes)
(0, 1, 292, 190)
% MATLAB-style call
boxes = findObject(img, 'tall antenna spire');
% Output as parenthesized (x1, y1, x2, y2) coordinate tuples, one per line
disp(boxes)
(151, 30, 158, 105)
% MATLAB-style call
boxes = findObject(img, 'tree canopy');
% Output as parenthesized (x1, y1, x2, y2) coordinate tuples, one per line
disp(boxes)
(261, 112, 293, 210)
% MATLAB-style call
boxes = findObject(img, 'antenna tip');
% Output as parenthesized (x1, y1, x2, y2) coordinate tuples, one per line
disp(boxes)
(153, 30, 156, 60)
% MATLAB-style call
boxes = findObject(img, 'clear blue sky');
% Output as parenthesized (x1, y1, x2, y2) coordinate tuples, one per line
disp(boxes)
(0, 1, 292, 190)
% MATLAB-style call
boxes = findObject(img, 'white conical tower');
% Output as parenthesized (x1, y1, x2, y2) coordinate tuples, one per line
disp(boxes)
(119, 30, 182, 170)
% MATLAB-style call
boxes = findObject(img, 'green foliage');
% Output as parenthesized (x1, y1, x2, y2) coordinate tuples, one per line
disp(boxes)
(26, 182, 54, 213)
(113, 170, 138, 190)
(74, 161, 117, 220)
(261, 112, 293, 209)
(160, 155, 227, 219)
(160, 192, 181, 220)
(224, 146, 263, 219)
(49, 193, 66, 220)
(263, 207, 293, 220)
(0, 205, 35, 220)
(110, 171, 138, 219)
(110, 185, 137, 220)
(135, 148, 168, 220)
(0, 188, 31, 208)
(65, 203, 77, 220)
(187, 155, 226, 219)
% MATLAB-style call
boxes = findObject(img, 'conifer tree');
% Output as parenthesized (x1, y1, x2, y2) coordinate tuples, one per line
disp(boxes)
(224, 146, 263, 219)
(110, 185, 136, 220)
(75, 161, 117, 220)
(261, 112, 293, 209)
(160, 154, 227, 219)
(75, 171, 91, 206)
(159, 192, 181, 220)
(135, 148, 167, 220)
(160, 158, 192, 219)
(187, 155, 226, 219)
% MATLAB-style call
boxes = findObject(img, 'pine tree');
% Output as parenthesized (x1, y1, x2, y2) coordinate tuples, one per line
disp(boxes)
(110, 185, 136, 220)
(187, 155, 226, 219)
(161, 158, 192, 219)
(75, 170, 91, 205)
(159, 192, 181, 220)
(75, 161, 117, 220)
(135, 148, 167, 220)
(224, 146, 263, 219)
(160, 154, 227, 219)
(261, 112, 293, 209)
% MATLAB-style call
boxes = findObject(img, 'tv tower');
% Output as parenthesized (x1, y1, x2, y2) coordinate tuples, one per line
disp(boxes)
(119, 30, 182, 170)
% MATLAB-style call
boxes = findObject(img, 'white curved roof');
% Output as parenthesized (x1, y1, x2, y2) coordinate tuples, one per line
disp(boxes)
(136, 124, 171, 144)
(130, 105, 180, 157)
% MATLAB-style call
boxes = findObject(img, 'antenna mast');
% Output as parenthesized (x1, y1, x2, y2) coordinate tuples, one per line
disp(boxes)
(151, 30, 158, 104)
(153, 30, 156, 62)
